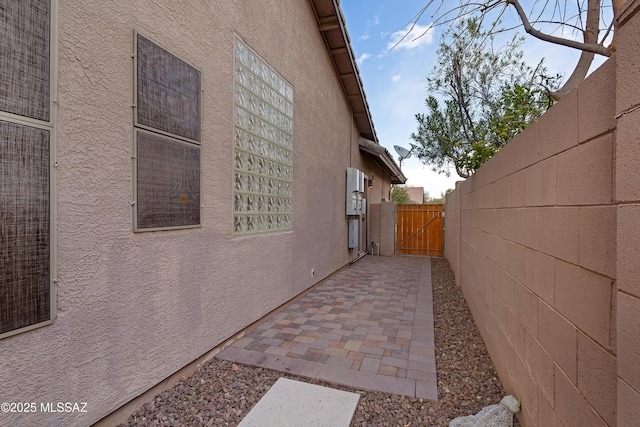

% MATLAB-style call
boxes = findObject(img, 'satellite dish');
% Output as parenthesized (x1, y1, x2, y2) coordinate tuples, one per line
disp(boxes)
(394, 145, 412, 159)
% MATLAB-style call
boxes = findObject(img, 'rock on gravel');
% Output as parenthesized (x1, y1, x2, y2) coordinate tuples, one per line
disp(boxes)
(120, 258, 516, 427)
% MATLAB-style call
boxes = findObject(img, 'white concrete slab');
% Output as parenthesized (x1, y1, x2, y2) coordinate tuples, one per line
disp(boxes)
(238, 378, 360, 427)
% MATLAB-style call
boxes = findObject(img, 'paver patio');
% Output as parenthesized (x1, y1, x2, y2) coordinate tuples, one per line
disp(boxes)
(216, 255, 437, 400)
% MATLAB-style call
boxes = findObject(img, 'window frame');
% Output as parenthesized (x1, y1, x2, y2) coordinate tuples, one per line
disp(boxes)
(232, 36, 294, 236)
(132, 128, 202, 232)
(132, 31, 203, 232)
(0, 0, 58, 339)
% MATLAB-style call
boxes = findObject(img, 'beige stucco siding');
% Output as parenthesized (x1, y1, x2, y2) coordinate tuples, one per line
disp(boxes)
(0, 1, 386, 426)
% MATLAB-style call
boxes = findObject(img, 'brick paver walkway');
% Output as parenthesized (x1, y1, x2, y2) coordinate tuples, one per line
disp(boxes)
(216, 256, 437, 400)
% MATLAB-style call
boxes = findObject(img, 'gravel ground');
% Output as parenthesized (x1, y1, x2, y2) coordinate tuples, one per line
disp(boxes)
(120, 258, 514, 426)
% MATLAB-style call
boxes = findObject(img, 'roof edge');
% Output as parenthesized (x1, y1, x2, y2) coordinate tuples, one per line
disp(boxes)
(308, 0, 377, 142)
(359, 138, 407, 184)
(309, 0, 406, 184)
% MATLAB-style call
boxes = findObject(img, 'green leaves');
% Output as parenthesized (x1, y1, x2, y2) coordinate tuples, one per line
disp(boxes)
(411, 18, 559, 178)
(391, 186, 411, 204)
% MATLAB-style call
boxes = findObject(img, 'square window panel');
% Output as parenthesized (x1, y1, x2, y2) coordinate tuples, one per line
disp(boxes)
(136, 131, 200, 230)
(0, 120, 50, 335)
(233, 38, 293, 235)
(0, 0, 51, 121)
(136, 33, 201, 142)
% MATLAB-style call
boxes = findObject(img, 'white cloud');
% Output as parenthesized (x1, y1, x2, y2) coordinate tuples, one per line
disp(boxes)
(358, 34, 370, 41)
(387, 23, 434, 50)
(364, 62, 463, 195)
(392, 75, 401, 82)
(357, 52, 371, 65)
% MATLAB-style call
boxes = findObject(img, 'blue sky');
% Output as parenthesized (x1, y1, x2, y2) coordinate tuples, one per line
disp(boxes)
(341, 0, 607, 198)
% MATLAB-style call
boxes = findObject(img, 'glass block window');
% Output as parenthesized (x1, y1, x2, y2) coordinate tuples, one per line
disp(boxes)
(134, 33, 201, 231)
(1, 0, 53, 339)
(234, 38, 293, 235)
(0, 0, 51, 121)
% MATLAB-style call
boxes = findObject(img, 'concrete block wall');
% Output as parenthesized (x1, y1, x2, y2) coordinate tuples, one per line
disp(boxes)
(369, 203, 381, 253)
(614, 2, 640, 425)
(444, 184, 461, 282)
(379, 201, 397, 256)
(445, 24, 633, 423)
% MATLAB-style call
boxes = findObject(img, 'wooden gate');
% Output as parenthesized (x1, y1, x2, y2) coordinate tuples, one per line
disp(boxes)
(397, 204, 444, 256)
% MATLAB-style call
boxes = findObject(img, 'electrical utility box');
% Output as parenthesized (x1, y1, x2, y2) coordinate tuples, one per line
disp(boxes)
(348, 220, 359, 248)
(346, 167, 364, 215)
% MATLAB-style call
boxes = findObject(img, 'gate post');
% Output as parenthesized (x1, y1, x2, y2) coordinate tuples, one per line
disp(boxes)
(379, 201, 397, 256)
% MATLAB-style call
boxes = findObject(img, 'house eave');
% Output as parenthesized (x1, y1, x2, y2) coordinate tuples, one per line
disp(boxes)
(308, 0, 405, 184)
(358, 138, 407, 184)
(308, 0, 377, 142)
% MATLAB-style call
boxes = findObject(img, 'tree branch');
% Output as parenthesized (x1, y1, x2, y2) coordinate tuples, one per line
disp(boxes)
(550, 0, 600, 98)
(453, 161, 470, 178)
(550, 49, 594, 99)
(506, 0, 612, 56)
(451, 52, 477, 142)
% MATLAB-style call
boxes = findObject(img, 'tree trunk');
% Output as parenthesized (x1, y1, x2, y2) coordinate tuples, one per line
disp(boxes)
(551, 0, 601, 99)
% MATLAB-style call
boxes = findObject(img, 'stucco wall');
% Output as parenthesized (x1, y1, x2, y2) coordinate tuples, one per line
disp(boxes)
(445, 5, 640, 425)
(0, 1, 392, 426)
